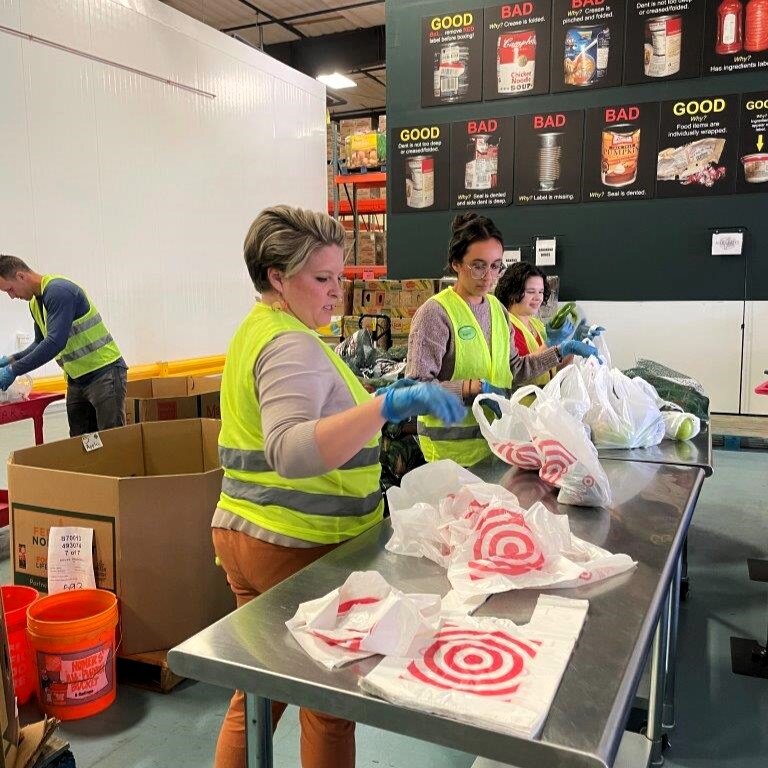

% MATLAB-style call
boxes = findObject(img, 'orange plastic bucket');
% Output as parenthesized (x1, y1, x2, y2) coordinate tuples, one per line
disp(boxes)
(1, 585, 39, 705)
(27, 589, 118, 720)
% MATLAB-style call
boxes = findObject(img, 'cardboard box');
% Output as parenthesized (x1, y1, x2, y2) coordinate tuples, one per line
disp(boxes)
(9, 419, 233, 656)
(125, 375, 221, 424)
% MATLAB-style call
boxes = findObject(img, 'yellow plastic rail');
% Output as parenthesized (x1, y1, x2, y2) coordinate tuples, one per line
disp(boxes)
(31, 354, 226, 393)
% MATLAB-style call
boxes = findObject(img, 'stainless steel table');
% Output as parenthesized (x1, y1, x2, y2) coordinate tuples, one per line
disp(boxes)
(597, 426, 712, 478)
(170, 460, 704, 768)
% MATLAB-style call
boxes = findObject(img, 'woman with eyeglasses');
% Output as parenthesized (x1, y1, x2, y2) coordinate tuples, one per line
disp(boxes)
(405, 213, 600, 467)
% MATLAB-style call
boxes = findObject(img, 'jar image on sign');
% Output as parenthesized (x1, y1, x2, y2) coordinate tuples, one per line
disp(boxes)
(644, 15, 682, 77)
(716, 0, 744, 54)
(538, 133, 563, 191)
(465, 135, 500, 190)
(745, 0, 768, 52)
(434, 44, 470, 101)
(601, 124, 641, 187)
(564, 26, 610, 86)
(497, 30, 536, 94)
(406, 156, 435, 208)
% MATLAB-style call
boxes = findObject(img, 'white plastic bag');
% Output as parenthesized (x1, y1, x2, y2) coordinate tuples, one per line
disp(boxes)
(286, 571, 441, 669)
(541, 365, 590, 421)
(447, 500, 635, 596)
(661, 411, 701, 441)
(472, 389, 541, 470)
(360, 595, 589, 739)
(585, 366, 665, 449)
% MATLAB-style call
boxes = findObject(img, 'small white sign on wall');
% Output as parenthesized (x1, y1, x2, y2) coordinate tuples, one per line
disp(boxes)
(503, 248, 521, 267)
(711, 231, 743, 256)
(535, 238, 557, 266)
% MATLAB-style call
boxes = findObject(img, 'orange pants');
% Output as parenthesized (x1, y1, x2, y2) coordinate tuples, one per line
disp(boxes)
(212, 528, 355, 768)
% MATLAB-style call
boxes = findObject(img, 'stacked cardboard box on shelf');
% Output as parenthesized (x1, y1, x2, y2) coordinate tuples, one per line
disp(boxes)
(344, 231, 386, 266)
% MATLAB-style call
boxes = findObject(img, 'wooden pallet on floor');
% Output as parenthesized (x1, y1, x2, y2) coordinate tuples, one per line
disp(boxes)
(711, 414, 768, 439)
(117, 649, 184, 693)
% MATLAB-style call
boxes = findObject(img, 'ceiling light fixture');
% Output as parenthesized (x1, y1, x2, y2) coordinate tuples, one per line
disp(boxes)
(316, 72, 357, 90)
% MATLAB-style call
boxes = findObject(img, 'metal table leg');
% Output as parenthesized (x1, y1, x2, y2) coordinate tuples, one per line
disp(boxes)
(648, 587, 671, 766)
(245, 693, 273, 768)
(663, 555, 683, 731)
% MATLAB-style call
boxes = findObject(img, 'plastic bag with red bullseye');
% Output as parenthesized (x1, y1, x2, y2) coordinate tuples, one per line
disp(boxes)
(360, 595, 589, 739)
(471, 390, 541, 470)
(286, 571, 441, 669)
(447, 500, 635, 596)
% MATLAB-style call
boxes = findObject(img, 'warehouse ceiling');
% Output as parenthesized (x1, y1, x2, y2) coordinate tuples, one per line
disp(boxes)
(161, 0, 386, 116)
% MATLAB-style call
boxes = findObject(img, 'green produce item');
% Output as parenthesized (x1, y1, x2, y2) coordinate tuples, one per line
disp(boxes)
(550, 301, 577, 329)
(675, 417, 696, 441)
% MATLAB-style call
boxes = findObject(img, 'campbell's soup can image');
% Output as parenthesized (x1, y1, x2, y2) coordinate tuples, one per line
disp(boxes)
(564, 26, 610, 86)
(497, 31, 536, 94)
(406, 155, 435, 208)
(644, 15, 682, 78)
(601, 124, 641, 188)
(435, 44, 470, 101)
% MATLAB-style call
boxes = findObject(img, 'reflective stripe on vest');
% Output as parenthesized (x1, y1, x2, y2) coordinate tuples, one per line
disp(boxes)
(217, 302, 384, 544)
(509, 314, 556, 388)
(417, 288, 511, 467)
(29, 275, 121, 379)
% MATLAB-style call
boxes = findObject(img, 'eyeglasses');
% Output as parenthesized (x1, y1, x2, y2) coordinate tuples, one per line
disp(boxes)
(464, 261, 506, 280)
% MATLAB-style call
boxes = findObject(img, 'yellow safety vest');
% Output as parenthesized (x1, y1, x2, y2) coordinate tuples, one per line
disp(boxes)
(509, 314, 556, 388)
(417, 288, 511, 467)
(29, 275, 121, 380)
(217, 302, 384, 544)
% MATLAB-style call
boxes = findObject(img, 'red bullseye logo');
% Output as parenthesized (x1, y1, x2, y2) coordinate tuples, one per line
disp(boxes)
(406, 624, 538, 697)
(469, 508, 545, 579)
(534, 438, 577, 485)
(495, 441, 542, 470)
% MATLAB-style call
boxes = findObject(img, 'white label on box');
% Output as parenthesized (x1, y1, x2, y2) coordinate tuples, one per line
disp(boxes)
(47, 527, 97, 593)
(81, 432, 103, 452)
(503, 248, 521, 267)
(535, 238, 557, 266)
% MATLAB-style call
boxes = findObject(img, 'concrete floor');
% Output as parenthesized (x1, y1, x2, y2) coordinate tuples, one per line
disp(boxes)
(2, 407, 767, 767)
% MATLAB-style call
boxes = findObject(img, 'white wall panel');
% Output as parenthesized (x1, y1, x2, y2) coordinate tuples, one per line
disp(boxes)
(0, 0, 21, 26)
(20, 0, 92, 51)
(577, 301, 744, 413)
(741, 302, 768, 416)
(0, 0, 326, 373)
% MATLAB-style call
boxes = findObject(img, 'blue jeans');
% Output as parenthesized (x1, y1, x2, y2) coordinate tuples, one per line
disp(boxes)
(66, 365, 127, 436)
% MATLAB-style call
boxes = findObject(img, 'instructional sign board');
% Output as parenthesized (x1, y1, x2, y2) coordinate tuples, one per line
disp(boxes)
(656, 94, 740, 197)
(483, 2, 552, 99)
(421, 9, 484, 107)
(390, 124, 451, 213)
(702, 0, 768, 77)
(450, 116, 515, 208)
(550, 0, 625, 92)
(583, 102, 659, 201)
(623, 0, 705, 84)
(514, 110, 584, 204)
(737, 91, 768, 193)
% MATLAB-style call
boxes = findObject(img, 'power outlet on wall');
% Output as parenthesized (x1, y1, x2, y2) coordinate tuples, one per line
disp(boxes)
(15, 332, 32, 352)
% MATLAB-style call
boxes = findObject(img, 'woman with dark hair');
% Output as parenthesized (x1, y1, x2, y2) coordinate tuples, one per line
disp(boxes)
(494, 262, 558, 387)
(405, 213, 599, 467)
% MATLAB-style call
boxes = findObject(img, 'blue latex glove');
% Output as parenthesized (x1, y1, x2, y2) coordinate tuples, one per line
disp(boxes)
(574, 321, 606, 342)
(381, 382, 466, 424)
(0, 366, 16, 391)
(374, 377, 419, 397)
(558, 340, 602, 362)
(480, 380, 510, 398)
(478, 396, 503, 419)
(0, 356, 11, 368)
(544, 318, 575, 346)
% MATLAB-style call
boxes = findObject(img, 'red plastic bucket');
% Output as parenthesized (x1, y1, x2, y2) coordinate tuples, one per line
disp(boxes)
(27, 589, 119, 720)
(1, 585, 39, 705)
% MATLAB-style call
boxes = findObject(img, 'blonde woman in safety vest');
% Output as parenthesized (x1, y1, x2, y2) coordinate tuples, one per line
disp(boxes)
(0, 254, 126, 435)
(406, 213, 600, 467)
(213, 205, 464, 768)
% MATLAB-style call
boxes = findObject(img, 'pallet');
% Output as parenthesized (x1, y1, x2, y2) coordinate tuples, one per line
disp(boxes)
(117, 649, 185, 693)
(339, 164, 386, 175)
